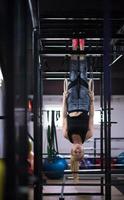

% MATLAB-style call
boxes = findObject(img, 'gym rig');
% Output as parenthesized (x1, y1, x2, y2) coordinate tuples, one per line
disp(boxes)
(1, 0, 124, 200)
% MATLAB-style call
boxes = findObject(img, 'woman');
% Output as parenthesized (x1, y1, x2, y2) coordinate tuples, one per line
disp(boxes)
(62, 38, 94, 179)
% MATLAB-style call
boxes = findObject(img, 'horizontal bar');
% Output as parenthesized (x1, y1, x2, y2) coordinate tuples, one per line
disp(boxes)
(40, 24, 103, 29)
(44, 78, 100, 81)
(39, 33, 124, 39)
(44, 183, 103, 186)
(43, 169, 124, 176)
(64, 169, 124, 176)
(40, 11, 124, 19)
(44, 71, 102, 75)
(41, 54, 102, 57)
(43, 71, 102, 80)
(41, 38, 103, 41)
(64, 173, 124, 178)
(40, 17, 124, 21)
(44, 181, 124, 186)
(40, 49, 123, 55)
(43, 192, 102, 196)
(94, 137, 124, 140)
(0, 116, 6, 119)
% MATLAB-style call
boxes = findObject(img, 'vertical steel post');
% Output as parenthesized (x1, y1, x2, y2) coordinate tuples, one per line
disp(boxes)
(103, 0, 112, 199)
(32, 17, 42, 200)
(4, 1, 16, 199)
(16, 0, 29, 199)
(4, 0, 29, 199)
(39, 55, 44, 200)
(28, 1, 42, 199)
(100, 72, 104, 195)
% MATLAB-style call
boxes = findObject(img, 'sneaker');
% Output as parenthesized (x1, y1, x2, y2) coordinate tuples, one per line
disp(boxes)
(72, 38, 78, 50)
(79, 38, 85, 51)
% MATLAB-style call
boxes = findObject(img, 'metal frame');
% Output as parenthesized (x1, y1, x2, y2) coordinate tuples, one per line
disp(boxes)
(3, 0, 123, 199)
(38, 2, 124, 199)
(39, 7, 124, 200)
(103, 0, 112, 199)
(28, 1, 43, 200)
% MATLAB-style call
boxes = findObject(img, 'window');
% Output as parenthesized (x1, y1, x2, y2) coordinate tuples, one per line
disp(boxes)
(42, 105, 62, 128)
(94, 110, 101, 125)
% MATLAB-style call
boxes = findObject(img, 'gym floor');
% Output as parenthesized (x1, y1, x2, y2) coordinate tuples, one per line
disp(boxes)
(29, 186, 123, 200)
(29, 179, 124, 200)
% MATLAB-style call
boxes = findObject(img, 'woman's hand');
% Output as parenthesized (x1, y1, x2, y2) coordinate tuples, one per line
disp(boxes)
(63, 91, 69, 99)
(89, 90, 94, 102)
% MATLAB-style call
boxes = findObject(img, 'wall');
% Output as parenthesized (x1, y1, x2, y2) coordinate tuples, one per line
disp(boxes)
(26, 95, 124, 158)
(40, 95, 124, 158)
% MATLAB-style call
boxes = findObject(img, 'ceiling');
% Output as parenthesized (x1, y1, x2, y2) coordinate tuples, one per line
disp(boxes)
(38, 0, 124, 95)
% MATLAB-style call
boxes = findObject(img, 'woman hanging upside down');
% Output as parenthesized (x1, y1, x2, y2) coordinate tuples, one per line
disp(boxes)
(62, 38, 94, 179)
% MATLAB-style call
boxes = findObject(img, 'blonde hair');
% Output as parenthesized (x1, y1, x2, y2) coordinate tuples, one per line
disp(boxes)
(70, 144, 84, 181)
(70, 154, 80, 181)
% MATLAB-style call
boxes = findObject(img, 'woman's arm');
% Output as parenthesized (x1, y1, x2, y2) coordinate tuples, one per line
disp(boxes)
(86, 91, 94, 140)
(62, 91, 68, 139)
(88, 95, 94, 132)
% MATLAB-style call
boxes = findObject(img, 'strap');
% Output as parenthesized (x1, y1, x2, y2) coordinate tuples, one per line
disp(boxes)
(68, 78, 89, 90)
(68, 79, 78, 89)
(79, 78, 88, 89)
(64, 78, 68, 92)
(89, 79, 94, 92)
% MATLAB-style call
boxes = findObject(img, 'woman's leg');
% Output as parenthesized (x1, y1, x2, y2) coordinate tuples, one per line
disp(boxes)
(67, 56, 79, 113)
(79, 56, 90, 112)
(79, 55, 87, 81)
(69, 55, 78, 81)
(79, 85, 90, 112)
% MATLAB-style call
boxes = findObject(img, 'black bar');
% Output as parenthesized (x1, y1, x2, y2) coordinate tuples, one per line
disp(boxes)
(39, 49, 123, 55)
(94, 138, 97, 160)
(43, 192, 103, 196)
(0, 116, 6, 119)
(95, 137, 124, 140)
(43, 73, 102, 79)
(40, 18, 124, 23)
(17, 0, 29, 199)
(28, 0, 42, 199)
(103, 0, 112, 199)
(4, 1, 17, 199)
(39, 57, 44, 200)
(45, 183, 104, 186)
(39, 21, 123, 33)
(28, 133, 34, 142)
(33, 25, 42, 200)
(100, 71, 104, 195)
(43, 181, 124, 186)
(60, 175, 65, 199)
(39, 10, 124, 19)
(39, 33, 124, 39)
(14, 1, 30, 199)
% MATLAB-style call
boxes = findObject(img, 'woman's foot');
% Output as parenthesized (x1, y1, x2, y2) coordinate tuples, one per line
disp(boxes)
(72, 38, 78, 50)
(79, 38, 85, 51)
